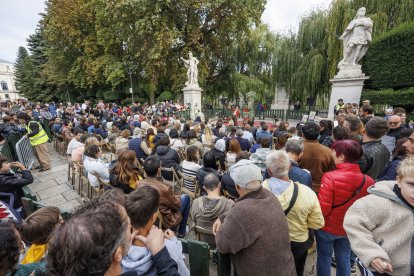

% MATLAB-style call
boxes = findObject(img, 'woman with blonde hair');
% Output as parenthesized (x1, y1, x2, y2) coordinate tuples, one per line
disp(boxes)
(201, 125, 216, 150)
(109, 150, 144, 193)
(115, 129, 130, 152)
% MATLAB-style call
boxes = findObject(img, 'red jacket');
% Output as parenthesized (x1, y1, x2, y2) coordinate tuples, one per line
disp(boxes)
(318, 163, 374, 236)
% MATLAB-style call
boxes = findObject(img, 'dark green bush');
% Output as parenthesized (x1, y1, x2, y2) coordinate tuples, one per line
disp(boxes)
(362, 87, 414, 106)
(363, 21, 414, 89)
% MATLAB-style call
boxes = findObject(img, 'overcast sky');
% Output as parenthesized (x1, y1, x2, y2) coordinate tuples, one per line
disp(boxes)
(0, 0, 330, 63)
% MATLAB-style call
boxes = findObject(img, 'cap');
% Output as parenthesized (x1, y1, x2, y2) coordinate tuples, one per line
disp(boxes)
(229, 159, 262, 190)
(214, 139, 226, 152)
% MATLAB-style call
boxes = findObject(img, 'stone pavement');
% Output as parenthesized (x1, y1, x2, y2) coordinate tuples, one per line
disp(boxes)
(26, 143, 83, 211)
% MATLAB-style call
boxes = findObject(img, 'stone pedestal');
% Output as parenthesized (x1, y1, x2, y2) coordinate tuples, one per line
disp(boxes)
(328, 76, 369, 120)
(182, 85, 203, 120)
(271, 86, 290, 110)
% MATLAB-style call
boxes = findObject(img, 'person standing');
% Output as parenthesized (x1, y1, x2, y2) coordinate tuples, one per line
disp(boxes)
(17, 113, 51, 172)
(263, 151, 324, 276)
(232, 105, 240, 127)
(317, 140, 374, 276)
(213, 159, 296, 276)
(299, 122, 336, 192)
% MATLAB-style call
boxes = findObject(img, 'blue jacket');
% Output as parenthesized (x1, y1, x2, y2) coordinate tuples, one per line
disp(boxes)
(377, 157, 402, 181)
(255, 130, 272, 147)
(288, 161, 312, 189)
(129, 138, 148, 160)
(94, 127, 108, 139)
(87, 125, 95, 134)
(49, 104, 57, 117)
(250, 143, 261, 153)
(236, 137, 251, 152)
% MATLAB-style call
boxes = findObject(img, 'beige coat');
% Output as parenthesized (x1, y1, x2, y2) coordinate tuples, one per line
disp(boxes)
(344, 181, 414, 275)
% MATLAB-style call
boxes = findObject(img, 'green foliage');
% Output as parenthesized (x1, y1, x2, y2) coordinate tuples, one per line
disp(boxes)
(362, 87, 414, 106)
(157, 91, 174, 102)
(363, 21, 414, 89)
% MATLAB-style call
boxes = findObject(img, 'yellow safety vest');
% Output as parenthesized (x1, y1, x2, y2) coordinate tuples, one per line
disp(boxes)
(27, 121, 49, 146)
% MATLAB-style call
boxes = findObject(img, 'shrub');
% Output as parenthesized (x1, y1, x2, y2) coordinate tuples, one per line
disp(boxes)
(363, 21, 414, 89)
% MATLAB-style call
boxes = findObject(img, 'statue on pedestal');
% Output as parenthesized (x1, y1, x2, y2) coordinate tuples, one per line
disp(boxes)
(181, 52, 199, 88)
(338, 7, 373, 69)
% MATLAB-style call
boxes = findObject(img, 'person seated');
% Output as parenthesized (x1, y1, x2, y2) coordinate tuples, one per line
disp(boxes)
(211, 139, 226, 171)
(197, 150, 221, 195)
(169, 129, 184, 151)
(154, 127, 168, 143)
(123, 186, 189, 276)
(66, 129, 85, 155)
(285, 139, 312, 188)
(129, 127, 151, 161)
(263, 151, 324, 276)
(0, 221, 45, 276)
(141, 127, 153, 147)
(0, 155, 33, 207)
(138, 156, 190, 238)
(44, 200, 180, 275)
(51, 117, 62, 134)
(181, 146, 202, 193)
(226, 139, 241, 166)
(249, 137, 262, 153)
(110, 150, 144, 194)
(201, 126, 216, 150)
(93, 122, 108, 139)
(344, 157, 414, 276)
(255, 124, 272, 147)
(235, 129, 251, 152)
(0, 115, 22, 138)
(71, 134, 96, 164)
(115, 129, 131, 152)
(250, 137, 272, 175)
(83, 145, 109, 188)
(153, 137, 181, 181)
(60, 119, 73, 142)
(86, 118, 95, 134)
(191, 173, 234, 246)
(221, 153, 249, 199)
(19, 207, 61, 264)
(184, 130, 204, 158)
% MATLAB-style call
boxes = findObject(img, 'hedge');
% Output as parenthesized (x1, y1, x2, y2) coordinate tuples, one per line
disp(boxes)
(362, 87, 414, 106)
(363, 21, 414, 89)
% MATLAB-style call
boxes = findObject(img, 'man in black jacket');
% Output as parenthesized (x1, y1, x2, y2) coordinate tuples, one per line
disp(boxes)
(358, 117, 390, 179)
(0, 155, 33, 207)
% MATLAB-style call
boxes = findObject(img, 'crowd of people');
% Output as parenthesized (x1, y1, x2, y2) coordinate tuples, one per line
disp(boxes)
(0, 98, 414, 276)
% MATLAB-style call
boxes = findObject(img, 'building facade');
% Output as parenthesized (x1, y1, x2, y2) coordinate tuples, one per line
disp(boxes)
(0, 59, 22, 101)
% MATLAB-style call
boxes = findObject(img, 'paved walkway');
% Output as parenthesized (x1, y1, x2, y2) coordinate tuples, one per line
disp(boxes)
(27, 144, 83, 211)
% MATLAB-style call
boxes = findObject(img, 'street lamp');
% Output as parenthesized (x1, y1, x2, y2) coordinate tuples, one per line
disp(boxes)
(128, 69, 134, 104)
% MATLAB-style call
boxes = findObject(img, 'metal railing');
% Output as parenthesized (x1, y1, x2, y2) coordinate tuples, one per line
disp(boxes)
(15, 137, 37, 170)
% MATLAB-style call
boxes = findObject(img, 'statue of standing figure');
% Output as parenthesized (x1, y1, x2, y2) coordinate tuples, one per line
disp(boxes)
(181, 51, 199, 87)
(338, 7, 373, 68)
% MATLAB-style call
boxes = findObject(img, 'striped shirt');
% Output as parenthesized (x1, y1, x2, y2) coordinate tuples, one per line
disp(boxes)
(181, 160, 201, 192)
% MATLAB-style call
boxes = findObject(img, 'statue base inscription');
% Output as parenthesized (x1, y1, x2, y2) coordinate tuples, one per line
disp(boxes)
(182, 86, 204, 120)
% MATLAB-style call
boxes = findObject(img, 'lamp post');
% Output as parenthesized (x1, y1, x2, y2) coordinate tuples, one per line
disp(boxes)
(128, 69, 134, 104)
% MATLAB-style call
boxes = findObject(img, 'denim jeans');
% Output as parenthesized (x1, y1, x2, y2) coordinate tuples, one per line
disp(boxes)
(178, 194, 190, 236)
(316, 230, 351, 276)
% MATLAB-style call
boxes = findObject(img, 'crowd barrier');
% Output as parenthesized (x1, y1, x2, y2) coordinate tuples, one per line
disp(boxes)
(16, 136, 37, 170)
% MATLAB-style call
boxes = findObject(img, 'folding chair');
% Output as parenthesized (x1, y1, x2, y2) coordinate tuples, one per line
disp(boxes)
(180, 174, 200, 200)
(87, 172, 112, 200)
(67, 156, 76, 189)
(160, 167, 181, 193)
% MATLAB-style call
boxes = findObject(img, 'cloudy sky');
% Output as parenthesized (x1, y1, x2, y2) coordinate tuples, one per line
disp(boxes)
(0, 0, 330, 63)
